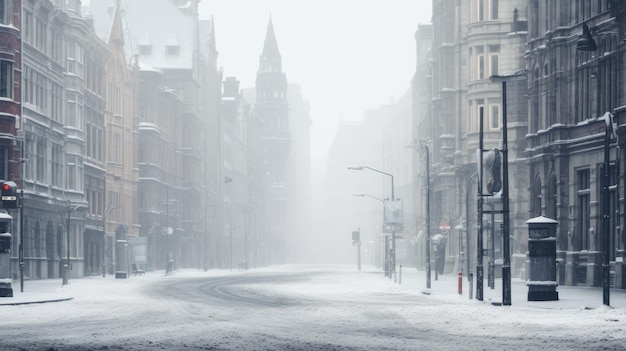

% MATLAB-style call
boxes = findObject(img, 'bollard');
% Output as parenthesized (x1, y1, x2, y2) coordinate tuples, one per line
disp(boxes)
(458, 271, 462, 295)
(399, 265, 402, 285)
(469, 273, 474, 300)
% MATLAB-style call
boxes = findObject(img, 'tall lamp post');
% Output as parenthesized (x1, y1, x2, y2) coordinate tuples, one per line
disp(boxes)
(490, 69, 527, 306)
(63, 204, 87, 285)
(348, 166, 396, 279)
(422, 143, 431, 289)
(224, 176, 233, 271)
(353, 193, 384, 271)
(600, 112, 616, 306)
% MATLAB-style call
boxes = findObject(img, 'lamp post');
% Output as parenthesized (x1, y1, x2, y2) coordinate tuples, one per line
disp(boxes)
(602, 112, 615, 306)
(224, 176, 233, 271)
(490, 69, 527, 306)
(348, 166, 396, 279)
(353, 193, 384, 272)
(422, 144, 431, 289)
(63, 204, 87, 285)
(352, 193, 383, 203)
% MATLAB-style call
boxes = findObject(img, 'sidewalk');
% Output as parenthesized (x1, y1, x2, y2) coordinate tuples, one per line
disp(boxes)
(0, 278, 73, 305)
(394, 266, 626, 309)
(3, 266, 626, 309)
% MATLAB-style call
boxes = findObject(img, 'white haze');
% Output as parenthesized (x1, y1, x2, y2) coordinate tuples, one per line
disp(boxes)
(199, 0, 432, 161)
(199, 1, 432, 264)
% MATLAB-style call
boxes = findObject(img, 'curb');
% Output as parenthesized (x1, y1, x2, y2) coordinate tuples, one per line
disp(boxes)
(0, 297, 74, 306)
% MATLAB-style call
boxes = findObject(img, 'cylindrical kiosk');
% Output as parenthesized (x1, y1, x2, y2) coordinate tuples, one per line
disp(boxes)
(115, 225, 129, 279)
(526, 216, 558, 301)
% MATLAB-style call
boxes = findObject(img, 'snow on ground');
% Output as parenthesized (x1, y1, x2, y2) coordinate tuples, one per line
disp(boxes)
(0, 264, 625, 350)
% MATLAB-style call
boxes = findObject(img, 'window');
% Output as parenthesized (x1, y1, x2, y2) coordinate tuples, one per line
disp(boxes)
(67, 156, 84, 191)
(490, 0, 499, 20)
(0, 60, 12, 98)
(474, 0, 498, 22)
(139, 45, 152, 55)
(51, 143, 62, 187)
(67, 41, 84, 77)
(36, 137, 46, 182)
(67, 92, 77, 127)
(489, 104, 501, 130)
(489, 45, 500, 77)
(166, 45, 179, 56)
(0, 0, 5, 25)
(0, 0, 11, 25)
(576, 169, 590, 251)
(476, 47, 485, 80)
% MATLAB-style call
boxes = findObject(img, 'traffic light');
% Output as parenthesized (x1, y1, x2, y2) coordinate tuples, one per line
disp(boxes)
(486, 148, 502, 195)
(1, 181, 18, 208)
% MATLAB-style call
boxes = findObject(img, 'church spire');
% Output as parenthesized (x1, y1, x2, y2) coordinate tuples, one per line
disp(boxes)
(259, 17, 282, 73)
(108, 0, 124, 48)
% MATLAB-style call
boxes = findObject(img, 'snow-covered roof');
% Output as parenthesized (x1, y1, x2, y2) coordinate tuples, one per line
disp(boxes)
(85, 0, 197, 71)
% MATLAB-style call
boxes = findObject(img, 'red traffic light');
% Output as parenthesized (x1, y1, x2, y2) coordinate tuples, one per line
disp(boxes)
(1, 181, 17, 208)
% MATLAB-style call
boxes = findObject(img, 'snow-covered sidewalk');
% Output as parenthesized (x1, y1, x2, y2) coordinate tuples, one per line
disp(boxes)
(1, 265, 625, 351)
(2, 264, 626, 310)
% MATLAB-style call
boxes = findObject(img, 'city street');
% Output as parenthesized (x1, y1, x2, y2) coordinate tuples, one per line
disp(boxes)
(1, 265, 625, 350)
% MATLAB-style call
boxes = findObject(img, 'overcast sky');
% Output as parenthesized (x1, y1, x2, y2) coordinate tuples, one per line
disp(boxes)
(198, 1, 433, 160)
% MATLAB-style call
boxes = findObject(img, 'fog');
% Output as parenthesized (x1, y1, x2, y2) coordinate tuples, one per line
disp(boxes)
(200, 1, 432, 159)
(198, 1, 432, 265)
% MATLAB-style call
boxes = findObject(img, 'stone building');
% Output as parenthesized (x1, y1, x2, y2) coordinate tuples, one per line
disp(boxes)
(0, 0, 21, 276)
(526, 2, 626, 288)
(418, 0, 529, 279)
(17, 0, 101, 279)
(88, 0, 222, 271)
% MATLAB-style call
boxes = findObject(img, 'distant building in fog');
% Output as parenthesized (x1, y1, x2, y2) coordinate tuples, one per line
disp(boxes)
(253, 18, 292, 264)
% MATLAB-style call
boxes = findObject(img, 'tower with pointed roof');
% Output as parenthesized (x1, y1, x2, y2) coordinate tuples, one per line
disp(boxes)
(254, 17, 291, 264)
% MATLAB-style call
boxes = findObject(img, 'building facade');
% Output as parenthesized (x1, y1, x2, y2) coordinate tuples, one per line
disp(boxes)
(0, 0, 21, 276)
(18, 0, 98, 280)
(526, 2, 626, 288)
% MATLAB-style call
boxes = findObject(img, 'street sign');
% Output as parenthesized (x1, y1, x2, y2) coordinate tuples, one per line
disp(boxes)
(382, 223, 403, 234)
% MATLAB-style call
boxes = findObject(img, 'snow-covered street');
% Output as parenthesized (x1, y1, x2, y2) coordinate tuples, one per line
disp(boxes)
(1, 265, 625, 350)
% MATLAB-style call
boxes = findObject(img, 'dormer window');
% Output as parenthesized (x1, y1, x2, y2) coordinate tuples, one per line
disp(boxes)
(166, 45, 179, 56)
(139, 45, 152, 55)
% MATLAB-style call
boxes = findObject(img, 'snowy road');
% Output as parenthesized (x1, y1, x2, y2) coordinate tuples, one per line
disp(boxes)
(1, 265, 625, 350)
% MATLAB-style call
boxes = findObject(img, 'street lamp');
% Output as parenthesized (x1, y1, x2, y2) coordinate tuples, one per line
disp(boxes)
(421, 143, 431, 289)
(63, 204, 87, 285)
(601, 112, 616, 306)
(348, 165, 396, 280)
(352, 193, 383, 203)
(490, 69, 527, 306)
(353, 193, 384, 272)
(224, 176, 233, 271)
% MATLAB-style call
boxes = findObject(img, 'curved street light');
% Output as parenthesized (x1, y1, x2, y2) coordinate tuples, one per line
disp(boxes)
(352, 193, 383, 203)
(348, 165, 396, 280)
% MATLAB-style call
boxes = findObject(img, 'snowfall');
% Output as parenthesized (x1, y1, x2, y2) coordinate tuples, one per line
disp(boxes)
(0, 264, 625, 350)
